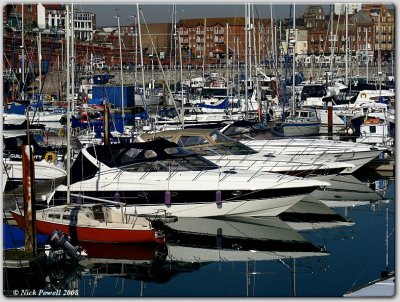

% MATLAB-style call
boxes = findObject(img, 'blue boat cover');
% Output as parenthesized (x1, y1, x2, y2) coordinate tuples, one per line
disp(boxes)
(6, 103, 26, 115)
(196, 98, 230, 109)
(3, 223, 48, 249)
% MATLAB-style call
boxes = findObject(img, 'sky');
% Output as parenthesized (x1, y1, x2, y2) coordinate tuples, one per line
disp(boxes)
(75, 1, 330, 27)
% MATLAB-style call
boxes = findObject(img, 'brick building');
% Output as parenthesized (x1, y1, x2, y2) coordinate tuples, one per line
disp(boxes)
(176, 17, 273, 65)
(4, 3, 38, 31)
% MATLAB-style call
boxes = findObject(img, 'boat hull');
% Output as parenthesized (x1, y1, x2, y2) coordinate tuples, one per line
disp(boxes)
(281, 123, 321, 137)
(11, 211, 163, 244)
(121, 195, 305, 217)
(3, 160, 67, 182)
(243, 141, 385, 173)
(50, 180, 322, 217)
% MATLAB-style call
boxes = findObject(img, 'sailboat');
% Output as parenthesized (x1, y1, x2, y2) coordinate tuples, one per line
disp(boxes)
(274, 4, 320, 137)
(10, 4, 167, 245)
(274, 107, 321, 137)
(11, 203, 166, 244)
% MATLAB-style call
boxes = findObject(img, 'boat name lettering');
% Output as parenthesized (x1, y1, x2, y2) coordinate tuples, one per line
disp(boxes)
(9, 153, 43, 161)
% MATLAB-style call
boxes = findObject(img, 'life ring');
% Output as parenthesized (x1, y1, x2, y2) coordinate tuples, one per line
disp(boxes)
(45, 152, 56, 164)
(360, 92, 367, 98)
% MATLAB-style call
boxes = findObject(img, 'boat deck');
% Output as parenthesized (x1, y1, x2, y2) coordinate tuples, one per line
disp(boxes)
(344, 273, 395, 297)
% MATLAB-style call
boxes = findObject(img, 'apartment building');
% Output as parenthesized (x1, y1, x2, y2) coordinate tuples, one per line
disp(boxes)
(4, 4, 38, 31)
(176, 17, 273, 65)
(4, 4, 95, 41)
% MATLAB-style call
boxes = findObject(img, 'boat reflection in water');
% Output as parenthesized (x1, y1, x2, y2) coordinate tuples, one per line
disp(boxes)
(164, 216, 328, 261)
(278, 173, 389, 235)
(279, 195, 355, 231)
(310, 174, 388, 208)
(73, 216, 329, 296)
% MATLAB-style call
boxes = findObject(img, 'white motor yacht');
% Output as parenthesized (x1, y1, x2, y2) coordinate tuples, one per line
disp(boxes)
(138, 129, 354, 180)
(219, 120, 386, 173)
(46, 139, 329, 217)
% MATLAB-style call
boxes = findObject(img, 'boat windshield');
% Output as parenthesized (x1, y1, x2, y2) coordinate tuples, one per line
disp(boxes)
(251, 123, 270, 131)
(223, 123, 268, 136)
(189, 143, 257, 156)
(121, 154, 217, 172)
(90, 144, 219, 172)
(222, 122, 283, 139)
(174, 131, 257, 156)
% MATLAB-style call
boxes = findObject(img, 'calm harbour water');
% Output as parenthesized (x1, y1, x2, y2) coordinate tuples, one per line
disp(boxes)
(3, 171, 395, 297)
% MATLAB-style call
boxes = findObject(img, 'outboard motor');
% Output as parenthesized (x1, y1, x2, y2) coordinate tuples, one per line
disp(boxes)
(50, 230, 82, 262)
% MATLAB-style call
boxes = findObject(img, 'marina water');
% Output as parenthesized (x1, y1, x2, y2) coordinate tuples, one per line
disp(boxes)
(3, 170, 394, 297)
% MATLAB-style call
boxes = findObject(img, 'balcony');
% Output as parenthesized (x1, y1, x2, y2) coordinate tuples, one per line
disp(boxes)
(214, 37, 224, 44)
(328, 34, 338, 42)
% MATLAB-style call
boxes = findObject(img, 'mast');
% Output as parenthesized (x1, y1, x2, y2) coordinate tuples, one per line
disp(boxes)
(365, 27, 368, 83)
(136, 4, 145, 102)
(345, 3, 349, 85)
(270, 5, 274, 70)
(37, 30, 42, 102)
(248, 4, 252, 81)
(174, 5, 177, 91)
(66, 4, 71, 205)
(115, 11, 125, 128)
(71, 4, 75, 113)
(138, 7, 182, 125)
(202, 18, 206, 79)
(278, 20, 281, 72)
(226, 23, 229, 97)
(378, 8, 382, 96)
(292, 3, 296, 114)
(252, 6, 257, 69)
(178, 31, 184, 128)
(236, 36, 240, 96)
(21, 4, 25, 101)
(134, 15, 138, 86)
(244, 3, 249, 119)
(329, 4, 334, 85)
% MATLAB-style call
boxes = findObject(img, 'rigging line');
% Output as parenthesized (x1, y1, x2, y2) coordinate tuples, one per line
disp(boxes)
(3, 206, 36, 254)
(346, 238, 389, 292)
(139, 7, 183, 125)
(2, 164, 25, 209)
(29, 23, 63, 125)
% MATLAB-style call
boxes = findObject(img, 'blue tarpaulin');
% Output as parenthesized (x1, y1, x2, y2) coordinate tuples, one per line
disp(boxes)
(3, 223, 48, 249)
(87, 98, 104, 106)
(92, 85, 135, 108)
(196, 98, 230, 110)
(6, 103, 25, 115)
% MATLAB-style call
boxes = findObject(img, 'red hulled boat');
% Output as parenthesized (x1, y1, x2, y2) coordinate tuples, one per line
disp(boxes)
(11, 203, 165, 244)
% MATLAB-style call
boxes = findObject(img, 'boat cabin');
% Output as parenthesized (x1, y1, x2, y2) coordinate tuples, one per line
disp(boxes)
(43, 204, 117, 225)
(219, 120, 284, 140)
(70, 138, 219, 184)
(139, 129, 258, 156)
